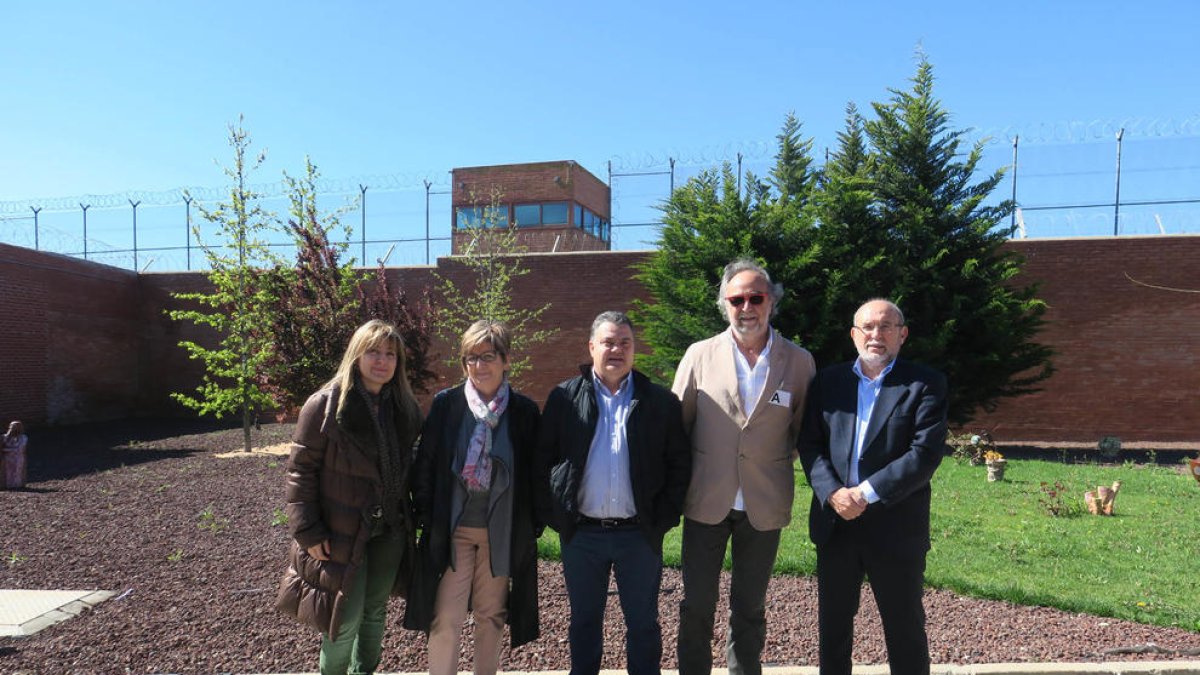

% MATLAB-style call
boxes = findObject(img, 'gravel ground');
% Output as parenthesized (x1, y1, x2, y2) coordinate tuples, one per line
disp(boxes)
(1, 419, 1198, 675)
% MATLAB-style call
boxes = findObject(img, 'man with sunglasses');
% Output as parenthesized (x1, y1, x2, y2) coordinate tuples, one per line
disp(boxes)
(672, 259, 816, 675)
(797, 299, 948, 675)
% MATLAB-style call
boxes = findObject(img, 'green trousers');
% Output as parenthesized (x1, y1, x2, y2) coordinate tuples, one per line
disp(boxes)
(319, 530, 405, 675)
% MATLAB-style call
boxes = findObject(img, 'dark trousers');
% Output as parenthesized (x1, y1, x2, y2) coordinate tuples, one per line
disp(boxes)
(815, 524, 929, 675)
(677, 511, 781, 675)
(560, 524, 664, 675)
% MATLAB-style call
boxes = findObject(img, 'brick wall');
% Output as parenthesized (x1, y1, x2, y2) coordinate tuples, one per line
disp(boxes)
(135, 251, 650, 415)
(3, 237, 1198, 442)
(969, 235, 1200, 442)
(0, 243, 140, 424)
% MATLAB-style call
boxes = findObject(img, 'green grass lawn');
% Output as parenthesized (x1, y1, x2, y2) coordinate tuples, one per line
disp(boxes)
(538, 457, 1200, 632)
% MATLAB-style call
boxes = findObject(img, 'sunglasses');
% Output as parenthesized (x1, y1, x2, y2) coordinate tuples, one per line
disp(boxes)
(726, 293, 766, 308)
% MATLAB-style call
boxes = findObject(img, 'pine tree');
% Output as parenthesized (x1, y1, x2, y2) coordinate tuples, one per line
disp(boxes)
(635, 165, 749, 381)
(769, 112, 818, 207)
(638, 59, 1053, 424)
(803, 101, 890, 360)
(862, 57, 1052, 422)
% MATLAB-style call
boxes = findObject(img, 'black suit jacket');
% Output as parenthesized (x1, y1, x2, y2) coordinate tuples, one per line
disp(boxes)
(797, 358, 948, 553)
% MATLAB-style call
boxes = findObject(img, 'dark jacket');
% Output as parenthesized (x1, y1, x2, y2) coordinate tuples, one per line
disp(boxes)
(275, 383, 421, 637)
(535, 366, 692, 552)
(797, 358, 948, 552)
(403, 383, 542, 648)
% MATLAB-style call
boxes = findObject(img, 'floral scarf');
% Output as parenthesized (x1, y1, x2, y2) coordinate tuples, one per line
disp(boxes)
(461, 379, 509, 492)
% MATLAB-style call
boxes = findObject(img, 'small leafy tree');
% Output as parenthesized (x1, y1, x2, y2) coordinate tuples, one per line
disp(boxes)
(261, 158, 437, 406)
(170, 118, 280, 451)
(257, 158, 362, 409)
(431, 190, 555, 385)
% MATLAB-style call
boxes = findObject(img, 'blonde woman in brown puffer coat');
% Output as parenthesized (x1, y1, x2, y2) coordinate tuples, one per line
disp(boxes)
(276, 319, 422, 675)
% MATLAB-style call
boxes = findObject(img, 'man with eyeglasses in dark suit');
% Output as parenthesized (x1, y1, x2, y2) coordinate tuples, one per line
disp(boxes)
(798, 298, 948, 675)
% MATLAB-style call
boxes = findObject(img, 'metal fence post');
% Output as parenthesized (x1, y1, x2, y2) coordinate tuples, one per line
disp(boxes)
(30, 207, 40, 250)
(183, 194, 193, 270)
(359, 184, 367, 263)
(1010, 135, 1019, 236)
(424, 179, 432, 265)
(1113, 128, 1125, 236)
(80, 203, 90, 259)
(130, 199, 141, 270)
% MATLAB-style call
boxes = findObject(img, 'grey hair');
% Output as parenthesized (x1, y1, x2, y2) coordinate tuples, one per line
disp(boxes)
(716, 258, 783, 319)
(855, 298, 906, 325)
(591, 310, 634, 338)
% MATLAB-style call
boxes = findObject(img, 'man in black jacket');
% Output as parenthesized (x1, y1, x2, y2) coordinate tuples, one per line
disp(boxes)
(537, 310, 692, 675)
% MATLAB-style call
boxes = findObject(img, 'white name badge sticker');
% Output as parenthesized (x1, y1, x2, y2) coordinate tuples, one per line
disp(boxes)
(768, 389, 792, 407)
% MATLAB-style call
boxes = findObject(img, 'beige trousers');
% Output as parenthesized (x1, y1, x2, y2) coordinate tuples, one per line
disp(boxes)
(428, 526, 509, 675)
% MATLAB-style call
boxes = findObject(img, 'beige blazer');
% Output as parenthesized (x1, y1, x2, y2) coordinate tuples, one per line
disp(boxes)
(672, 328, 816, 530)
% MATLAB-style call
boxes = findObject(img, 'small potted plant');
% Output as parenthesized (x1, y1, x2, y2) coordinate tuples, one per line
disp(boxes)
(984, 449, 1007, 482)
(949, 431, 994, 465)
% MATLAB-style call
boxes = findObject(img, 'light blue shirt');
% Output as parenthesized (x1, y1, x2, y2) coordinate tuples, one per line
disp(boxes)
(850, 358, 897, 504)
(577, 371, 637, 519)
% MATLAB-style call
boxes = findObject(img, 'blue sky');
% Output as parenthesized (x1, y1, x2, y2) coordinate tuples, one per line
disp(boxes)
(2, 1, 1198, 268)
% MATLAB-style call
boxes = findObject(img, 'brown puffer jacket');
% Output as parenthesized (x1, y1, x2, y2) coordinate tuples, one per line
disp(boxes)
(275, 383, 420, 637)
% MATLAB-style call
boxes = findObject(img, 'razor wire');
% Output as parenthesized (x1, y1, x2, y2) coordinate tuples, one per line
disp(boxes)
(3, 115, 1199, 266)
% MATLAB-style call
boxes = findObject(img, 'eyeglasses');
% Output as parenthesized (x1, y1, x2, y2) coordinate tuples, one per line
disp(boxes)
(465, 352, 499, 366)
(852, 322, 903, 334)
(726, 293, 766, 308)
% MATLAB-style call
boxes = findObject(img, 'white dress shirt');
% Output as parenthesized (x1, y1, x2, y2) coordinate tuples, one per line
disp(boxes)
(730, 328, 773, 511)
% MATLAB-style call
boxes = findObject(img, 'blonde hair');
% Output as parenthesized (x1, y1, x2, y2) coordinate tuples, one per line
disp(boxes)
(459, 319, 512, 375)
(328, 319, 419, 420)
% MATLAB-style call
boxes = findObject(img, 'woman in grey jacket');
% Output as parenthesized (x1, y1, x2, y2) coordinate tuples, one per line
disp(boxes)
(404, 320, 541, 675)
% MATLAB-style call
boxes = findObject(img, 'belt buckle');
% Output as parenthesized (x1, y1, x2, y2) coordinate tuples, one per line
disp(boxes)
(600, 518, 621, 528)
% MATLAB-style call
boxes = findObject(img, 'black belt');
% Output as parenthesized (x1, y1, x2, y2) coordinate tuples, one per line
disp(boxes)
(577, 515, 639, 528)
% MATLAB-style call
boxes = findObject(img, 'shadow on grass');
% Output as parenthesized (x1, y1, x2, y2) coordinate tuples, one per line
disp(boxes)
(22, 417, 241, 483)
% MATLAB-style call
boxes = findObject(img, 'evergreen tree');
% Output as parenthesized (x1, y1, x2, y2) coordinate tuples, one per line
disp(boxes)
(803, 101, 891, 360)
(638, 59, 1053, 424)
(862, 57, 1052, 422)
(633, 164, 773, 381)
(769, 112, 818, 207)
